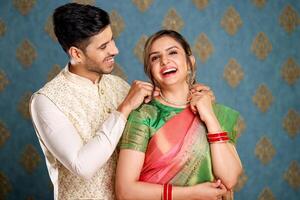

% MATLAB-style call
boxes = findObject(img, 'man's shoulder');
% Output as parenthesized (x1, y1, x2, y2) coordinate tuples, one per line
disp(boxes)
(103, 74, 130, 91)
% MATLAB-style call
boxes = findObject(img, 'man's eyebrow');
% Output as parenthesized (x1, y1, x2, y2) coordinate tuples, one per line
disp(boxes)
(98, 36, 114, 48)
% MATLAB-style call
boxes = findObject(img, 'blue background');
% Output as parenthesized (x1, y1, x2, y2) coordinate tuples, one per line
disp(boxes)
(0, 0, 299, 199)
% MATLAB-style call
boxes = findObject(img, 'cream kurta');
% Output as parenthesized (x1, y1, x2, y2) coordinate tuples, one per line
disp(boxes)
(30, 65, 130, 199)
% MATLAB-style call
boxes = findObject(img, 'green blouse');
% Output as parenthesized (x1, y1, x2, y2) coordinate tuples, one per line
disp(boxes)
(120, 99, 239, 153)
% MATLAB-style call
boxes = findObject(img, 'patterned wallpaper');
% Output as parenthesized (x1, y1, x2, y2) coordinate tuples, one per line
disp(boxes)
(0, 0, 299, 199)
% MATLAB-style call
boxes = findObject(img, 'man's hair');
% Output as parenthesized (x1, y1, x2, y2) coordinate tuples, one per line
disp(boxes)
(53, 3, 110, 53)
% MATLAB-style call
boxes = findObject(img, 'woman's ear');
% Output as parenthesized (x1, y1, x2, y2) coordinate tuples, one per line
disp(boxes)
(68, 46, 83, 65)
(189, 55, 195, 67)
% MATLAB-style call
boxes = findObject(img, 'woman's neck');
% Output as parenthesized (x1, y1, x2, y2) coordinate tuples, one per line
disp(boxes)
(159, 84, 190, 107)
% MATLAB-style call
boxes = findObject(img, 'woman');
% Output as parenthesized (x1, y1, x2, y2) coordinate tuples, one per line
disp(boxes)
(116, 30, 242, 200)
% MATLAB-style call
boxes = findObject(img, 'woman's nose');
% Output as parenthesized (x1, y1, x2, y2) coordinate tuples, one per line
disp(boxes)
(160, 55, 168, 66)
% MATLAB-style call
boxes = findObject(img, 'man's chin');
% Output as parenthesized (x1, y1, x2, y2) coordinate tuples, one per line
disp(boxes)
(102, 64, 114, 74)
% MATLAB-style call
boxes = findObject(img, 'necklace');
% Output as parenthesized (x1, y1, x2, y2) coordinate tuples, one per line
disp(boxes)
(159, 91, 190, 107)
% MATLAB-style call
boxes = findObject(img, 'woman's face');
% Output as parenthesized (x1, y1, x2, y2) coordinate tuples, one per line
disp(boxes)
(149, 36, 190, 88)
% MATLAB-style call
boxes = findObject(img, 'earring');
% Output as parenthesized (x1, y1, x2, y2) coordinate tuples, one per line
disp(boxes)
(70, 58, 76, 65)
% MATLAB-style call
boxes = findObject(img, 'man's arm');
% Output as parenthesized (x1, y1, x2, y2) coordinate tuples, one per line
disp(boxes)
(30, 94, 126, 179)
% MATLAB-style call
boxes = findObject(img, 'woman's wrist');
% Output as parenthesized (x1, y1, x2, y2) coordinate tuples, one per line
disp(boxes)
(202, 114, 222, 133)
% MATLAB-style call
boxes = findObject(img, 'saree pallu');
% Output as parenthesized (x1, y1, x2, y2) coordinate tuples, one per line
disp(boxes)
(139, 107, 233, 199)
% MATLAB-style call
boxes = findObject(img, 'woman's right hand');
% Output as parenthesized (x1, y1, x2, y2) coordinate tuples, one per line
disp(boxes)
(190, 180, 227, 200)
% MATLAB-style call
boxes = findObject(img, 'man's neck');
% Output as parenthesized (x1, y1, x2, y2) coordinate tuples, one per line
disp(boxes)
(69, 63, 102, 84)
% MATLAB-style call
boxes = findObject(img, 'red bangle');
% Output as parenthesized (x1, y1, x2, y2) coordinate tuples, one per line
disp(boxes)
(163, 183, 173, 200)
(207, 132, 228, 138)
(163, 184, 167, 200)
(208, 136, 229, 142)
(168, 184, 172, 200)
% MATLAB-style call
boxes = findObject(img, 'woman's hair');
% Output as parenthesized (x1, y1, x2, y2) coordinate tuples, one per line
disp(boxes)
(53, 3, 110, 53)
(143, 30, 196, 87)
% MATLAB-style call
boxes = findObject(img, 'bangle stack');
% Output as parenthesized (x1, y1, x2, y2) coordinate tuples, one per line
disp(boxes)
(162, 183, 172, 200)
(207, 132, 229, 144)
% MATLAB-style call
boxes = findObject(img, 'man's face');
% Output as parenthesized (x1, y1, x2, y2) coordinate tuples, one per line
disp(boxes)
(82, 25, 119, 75)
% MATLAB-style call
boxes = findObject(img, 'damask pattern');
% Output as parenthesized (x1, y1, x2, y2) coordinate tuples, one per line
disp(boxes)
(0, 0, 299, 199)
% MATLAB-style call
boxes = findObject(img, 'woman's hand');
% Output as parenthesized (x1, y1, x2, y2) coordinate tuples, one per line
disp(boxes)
(189, 89, 215, 123)
(190, 180, 227, 200)
(189, 83, 215, 115)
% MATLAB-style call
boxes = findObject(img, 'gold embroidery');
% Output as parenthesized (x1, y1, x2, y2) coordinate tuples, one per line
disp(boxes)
(134, 35, 148, 63)
(0, 172, 12, 199)
(223, 58, 244, 88)
(193, 33, 214, 63)
(283, 109, 300, 138)
(252, 0, 266, 8)
(18, 92, 32, 120)
(13, 0, 36, 15)
(234, 170, 248, 192)
(132, 0, 154, 12)
(235, 116, 246, 136)
(44, 15, 57, 41)
(162, 8, 184, 32)
(255, 136, 276, 165)
(192, 0, 209, 10)
(110, 10, 125, 38)
(258, 188, 276, 200)
(0, 121, 10, 147)
(251, 32, 272, 60)
(283, 161, 300, 189)
(16, 39, 37, 69)
(0, 70, 9, 92)
(279, 4, 300, 34)
(20, 144, 41, 173)
(281, 58, 300, 85)
(221, 6, 243, 35)
(72, 0, 95, 5)
(0, 19, 6, 37)
(252, 84, 273, 112)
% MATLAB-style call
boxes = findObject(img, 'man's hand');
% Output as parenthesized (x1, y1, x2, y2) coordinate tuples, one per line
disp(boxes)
(117, 80, 157, 118)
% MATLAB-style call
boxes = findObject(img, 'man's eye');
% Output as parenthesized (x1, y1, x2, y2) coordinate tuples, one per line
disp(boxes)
(99, 45, 106, 50)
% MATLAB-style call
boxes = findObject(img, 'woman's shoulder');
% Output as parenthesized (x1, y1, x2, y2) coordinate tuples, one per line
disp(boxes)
(213, 103, 240, 143)
(213, 103, 239, 117)
(128, 101, 160, 121)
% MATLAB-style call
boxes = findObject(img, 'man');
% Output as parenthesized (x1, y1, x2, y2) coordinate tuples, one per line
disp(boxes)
(30, 3, 217, 200)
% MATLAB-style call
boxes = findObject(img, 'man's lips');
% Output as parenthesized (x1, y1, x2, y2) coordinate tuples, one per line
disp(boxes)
(104, 56, 115, 63)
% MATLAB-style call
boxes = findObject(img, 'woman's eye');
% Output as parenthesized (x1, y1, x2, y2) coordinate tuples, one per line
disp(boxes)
(169, 51, 177, 55)
(151, 56, 159, 62)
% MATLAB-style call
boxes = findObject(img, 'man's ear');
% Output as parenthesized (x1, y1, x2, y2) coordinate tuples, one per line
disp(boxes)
(68, 46, 83, 64)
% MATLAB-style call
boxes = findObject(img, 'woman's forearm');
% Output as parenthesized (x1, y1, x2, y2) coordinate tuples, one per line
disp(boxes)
(204, 114, 243, 189)
(116, 181, 195, 200)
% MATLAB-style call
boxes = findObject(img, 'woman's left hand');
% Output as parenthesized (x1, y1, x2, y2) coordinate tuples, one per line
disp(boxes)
(189, 83, 215, 113)
(189, 89, 215, 123)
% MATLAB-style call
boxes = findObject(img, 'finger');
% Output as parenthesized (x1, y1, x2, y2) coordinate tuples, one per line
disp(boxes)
(189, 104, 197, 114)
(152, 87, 160, 97)
(218, 183, 227, 191)
(191, 83, 211, 91)
(211, 179, 221, 188)
(137, 81, 154, 87)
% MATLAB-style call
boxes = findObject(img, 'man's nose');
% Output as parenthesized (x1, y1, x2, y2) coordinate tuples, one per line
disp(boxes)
(109, 41, 119, 55)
